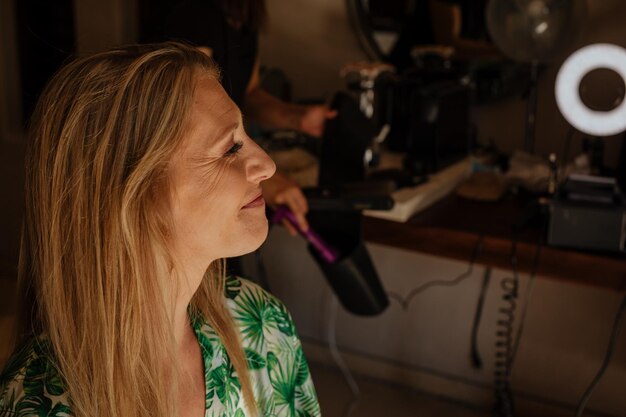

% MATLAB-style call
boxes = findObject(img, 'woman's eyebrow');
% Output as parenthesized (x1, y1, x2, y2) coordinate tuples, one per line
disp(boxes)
(217, 121, 239, 141)
(209, 121, 239, 150)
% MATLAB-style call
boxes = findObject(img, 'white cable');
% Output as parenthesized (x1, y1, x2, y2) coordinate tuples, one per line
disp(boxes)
(510, 272, 536, 367)
(326, 295, 360, 417)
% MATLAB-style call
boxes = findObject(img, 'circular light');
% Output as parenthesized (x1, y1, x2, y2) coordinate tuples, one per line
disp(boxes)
(555, 43, 626, 137)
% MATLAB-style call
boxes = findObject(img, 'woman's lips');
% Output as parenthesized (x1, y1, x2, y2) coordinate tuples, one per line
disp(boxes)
(242, 193, 265, 209)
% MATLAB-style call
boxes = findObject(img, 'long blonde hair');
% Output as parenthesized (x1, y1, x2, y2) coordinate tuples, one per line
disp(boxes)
(19, 42, 256, 417)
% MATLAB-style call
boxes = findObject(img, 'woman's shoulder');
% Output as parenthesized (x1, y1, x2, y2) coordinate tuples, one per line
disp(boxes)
(227, 276, 295, 320)
(0, 338, 70, 417)
(225, 275, 279, 303)
(225, 275, 301, 343)
(225, 277, 321, 417)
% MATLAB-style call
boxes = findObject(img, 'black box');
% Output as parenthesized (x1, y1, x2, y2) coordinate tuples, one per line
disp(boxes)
(548, 175, 626, 253)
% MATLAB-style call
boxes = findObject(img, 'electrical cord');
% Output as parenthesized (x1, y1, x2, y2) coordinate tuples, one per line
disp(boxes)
(386, 234, 485, 310)
(382, 230, 521, 416)
(493, 237, 519, 417)
(575, 295, 626, 417)
(386, 234, 486, 373)
(494, 200, 549, 417)
(510, 212, 548, 368)
(327, 296, 361, 417)
(470, 266, 492, 369)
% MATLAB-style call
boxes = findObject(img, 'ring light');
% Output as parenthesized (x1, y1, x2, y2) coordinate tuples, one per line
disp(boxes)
(555, 43, 626, 136)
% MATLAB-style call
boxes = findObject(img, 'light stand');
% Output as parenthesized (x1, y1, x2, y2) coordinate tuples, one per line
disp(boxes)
(524, 61, 540, 153)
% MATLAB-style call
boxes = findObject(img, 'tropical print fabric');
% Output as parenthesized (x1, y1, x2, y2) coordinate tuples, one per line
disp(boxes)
(0, 277, 321, 417)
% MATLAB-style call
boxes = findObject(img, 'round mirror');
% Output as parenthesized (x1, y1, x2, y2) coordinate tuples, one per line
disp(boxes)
(347, 0, 495, 71)
(347, 0, 414, 60)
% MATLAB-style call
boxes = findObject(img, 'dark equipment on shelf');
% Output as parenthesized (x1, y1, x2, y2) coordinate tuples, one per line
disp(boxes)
(318, 92, 377, 186)
(378, 70, 472, 176)
(548, 175, 626, 253)
(363, 58, 531, 178)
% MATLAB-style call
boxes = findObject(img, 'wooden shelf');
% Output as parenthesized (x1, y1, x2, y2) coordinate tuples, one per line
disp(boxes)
(363, 194, 626, 291)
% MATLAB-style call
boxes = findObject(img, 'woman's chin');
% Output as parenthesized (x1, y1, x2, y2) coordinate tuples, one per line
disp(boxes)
(232, 220, 269, 257)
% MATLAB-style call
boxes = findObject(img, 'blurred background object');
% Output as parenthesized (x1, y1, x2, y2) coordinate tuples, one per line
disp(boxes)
(486, 0, 586, 63)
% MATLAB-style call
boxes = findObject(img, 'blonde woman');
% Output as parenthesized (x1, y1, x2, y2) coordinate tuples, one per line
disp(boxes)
(0, 43, 320, 417)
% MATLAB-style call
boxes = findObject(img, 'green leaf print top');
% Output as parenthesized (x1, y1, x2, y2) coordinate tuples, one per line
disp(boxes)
(0, 277, 321, 417)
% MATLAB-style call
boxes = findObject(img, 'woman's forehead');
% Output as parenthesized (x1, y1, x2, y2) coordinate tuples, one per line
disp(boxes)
(192, 76, 239, 125)
(180, 76, 240, 153)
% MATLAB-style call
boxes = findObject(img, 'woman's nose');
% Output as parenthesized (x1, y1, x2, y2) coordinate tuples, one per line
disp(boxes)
(245, 137, 276, 183)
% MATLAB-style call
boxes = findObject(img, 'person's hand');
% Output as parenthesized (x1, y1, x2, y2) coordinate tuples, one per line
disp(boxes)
(298, 105, 337, 138)
(262, 172, 309, 236)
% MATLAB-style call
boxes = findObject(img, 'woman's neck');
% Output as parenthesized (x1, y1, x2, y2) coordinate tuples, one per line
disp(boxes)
(171, 261, 209, 350)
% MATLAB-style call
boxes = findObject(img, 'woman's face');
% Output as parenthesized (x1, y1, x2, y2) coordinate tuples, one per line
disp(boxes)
(168, 75, 276, 268)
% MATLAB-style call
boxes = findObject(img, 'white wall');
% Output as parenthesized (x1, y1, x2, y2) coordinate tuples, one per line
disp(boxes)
(257, 227, 626, 416)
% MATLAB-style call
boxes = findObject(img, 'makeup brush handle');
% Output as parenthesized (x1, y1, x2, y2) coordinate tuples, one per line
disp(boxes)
(272, 206, 339, 264)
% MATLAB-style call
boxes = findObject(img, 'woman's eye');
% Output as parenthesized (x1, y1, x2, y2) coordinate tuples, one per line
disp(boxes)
(224, 141, 243, 157)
